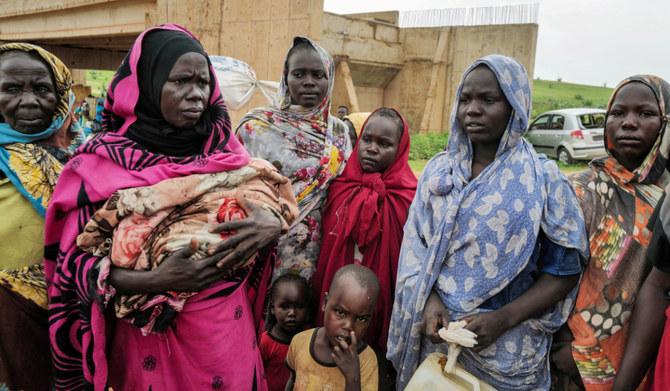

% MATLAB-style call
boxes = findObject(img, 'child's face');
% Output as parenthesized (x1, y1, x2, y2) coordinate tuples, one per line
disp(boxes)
(271, 281, 308, 334)
(457, 65, 512, 148)
(321, 277, 376, 350)
(606, 81, 661, 171)
(357, 116, 401, 173)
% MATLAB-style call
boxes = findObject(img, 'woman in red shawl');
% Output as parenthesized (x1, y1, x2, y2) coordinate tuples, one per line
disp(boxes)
(312, 107, 417, 384)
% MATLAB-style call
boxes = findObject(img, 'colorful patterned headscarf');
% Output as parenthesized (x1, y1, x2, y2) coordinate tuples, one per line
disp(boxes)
(603, 75, 670, 184)
(236, 36, 350, 280)
(0, 42, 83, 216)
(566, 75, 670, 389)
(388, 54, 588, 389)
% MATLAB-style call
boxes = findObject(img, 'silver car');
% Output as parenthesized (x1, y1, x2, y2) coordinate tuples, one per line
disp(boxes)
(526, 108, 607, 164)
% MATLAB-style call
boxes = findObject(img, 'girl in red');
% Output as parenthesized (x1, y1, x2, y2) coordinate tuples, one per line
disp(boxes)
(260, 273, 310, 391)
(311, 107, 417, 386)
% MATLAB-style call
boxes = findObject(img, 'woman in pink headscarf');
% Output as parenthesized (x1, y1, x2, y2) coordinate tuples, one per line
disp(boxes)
(44, 24, 290, 390)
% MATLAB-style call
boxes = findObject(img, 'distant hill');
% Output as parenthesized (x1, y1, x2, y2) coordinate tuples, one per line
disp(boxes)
(531, 79, 613, 119)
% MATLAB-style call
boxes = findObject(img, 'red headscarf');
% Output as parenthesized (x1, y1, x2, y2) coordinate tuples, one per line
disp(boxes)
(312, 107, 417, 353)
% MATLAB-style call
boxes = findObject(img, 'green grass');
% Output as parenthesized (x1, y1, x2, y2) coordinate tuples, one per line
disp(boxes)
(531, 79, 613, 119)
(407, 158, 588, 177)
(86, 70, 115, 96)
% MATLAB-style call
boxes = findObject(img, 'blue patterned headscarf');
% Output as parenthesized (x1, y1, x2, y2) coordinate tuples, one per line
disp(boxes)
(387, 54, 588, 389)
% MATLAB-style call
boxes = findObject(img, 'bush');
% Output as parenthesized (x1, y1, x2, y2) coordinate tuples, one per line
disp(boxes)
(409, 132, 450, 160)
(574, 94, 583, 100)
(583, 99, 593, 106)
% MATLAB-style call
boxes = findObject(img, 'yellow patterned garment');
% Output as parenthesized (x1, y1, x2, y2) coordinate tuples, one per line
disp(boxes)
(0, 264, 48, 309)
(0, 177, 45, 270)
(5, 143, 63, 210)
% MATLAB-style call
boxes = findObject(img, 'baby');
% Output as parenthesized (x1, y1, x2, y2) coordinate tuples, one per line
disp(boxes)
(286, 264, 379, 391)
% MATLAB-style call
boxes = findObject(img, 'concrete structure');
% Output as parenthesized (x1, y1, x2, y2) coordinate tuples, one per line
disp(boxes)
(0, 0, 537, 134)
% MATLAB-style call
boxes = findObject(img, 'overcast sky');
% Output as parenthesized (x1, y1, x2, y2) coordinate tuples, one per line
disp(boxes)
(323, 0, 668, 88)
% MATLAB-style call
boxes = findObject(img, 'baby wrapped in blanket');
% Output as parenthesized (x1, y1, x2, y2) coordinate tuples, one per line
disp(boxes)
(76, 158, 299, 334)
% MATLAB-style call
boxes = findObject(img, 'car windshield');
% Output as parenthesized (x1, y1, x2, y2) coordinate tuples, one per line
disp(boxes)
(579, 113, 606, 129)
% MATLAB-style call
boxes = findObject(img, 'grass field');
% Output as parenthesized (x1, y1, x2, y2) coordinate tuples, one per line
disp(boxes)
(408, 159, 588, 178)
(531, 79, 613, 118)
(86, 70, 115, 96)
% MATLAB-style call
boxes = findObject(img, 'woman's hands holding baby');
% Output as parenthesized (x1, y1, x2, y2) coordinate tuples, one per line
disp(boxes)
(208, 201, 282, 272)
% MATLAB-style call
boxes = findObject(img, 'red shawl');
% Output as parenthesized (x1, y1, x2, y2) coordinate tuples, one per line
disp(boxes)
(312, 108, 417, 353)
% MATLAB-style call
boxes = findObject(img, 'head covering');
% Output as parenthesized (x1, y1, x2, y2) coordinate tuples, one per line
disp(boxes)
(601, 75, 670, 184)
(565, 75, 670, 388)
(43, 24, 250, 389)
(115, 29, 211, 155)
(274, 36, 336, 116)
(52, 23, 250, 217)
(388, 54, 588, 389)
(236, 36, 351, 280)
(0, 42, 83, 216)
(312, 108, 417, 353)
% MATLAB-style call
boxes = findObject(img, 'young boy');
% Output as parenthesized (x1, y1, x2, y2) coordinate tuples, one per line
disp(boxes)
(285, 264, 379, 391)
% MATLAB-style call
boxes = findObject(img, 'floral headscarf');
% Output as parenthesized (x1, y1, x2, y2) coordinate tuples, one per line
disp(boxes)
(603, 75, 670, 184)
(236, 36, 350, 280)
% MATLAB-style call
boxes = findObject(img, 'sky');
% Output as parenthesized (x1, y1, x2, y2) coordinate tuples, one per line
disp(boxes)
(323, 0, 668, 88)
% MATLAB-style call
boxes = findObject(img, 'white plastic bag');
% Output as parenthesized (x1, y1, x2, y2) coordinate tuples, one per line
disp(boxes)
(209, 56, 279, 110)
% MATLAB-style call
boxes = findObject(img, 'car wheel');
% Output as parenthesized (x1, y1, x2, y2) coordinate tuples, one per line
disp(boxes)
(558, 148, 573, 165)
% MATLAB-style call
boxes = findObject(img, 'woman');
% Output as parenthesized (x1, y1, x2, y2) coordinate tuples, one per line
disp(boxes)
(387, 55, 588, 390)
(551, 75, 670, 391)
(237, 36, 351, 280)
(0, 43, 83, 391)
(45, 24, 286, 390)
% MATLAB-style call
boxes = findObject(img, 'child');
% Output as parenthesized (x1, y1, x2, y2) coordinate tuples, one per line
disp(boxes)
(312, 107, 416, 387)
(286, 264, 380, 391)
(388, 55, 587, 390)
(260, 273, 310, 391)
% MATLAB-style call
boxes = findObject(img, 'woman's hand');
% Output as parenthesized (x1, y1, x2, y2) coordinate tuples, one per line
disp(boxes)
(421, 289, 451, 344)
(110, 238, 230, 294)
(463, 310, 510, 352)
(208, 201, 282, 272)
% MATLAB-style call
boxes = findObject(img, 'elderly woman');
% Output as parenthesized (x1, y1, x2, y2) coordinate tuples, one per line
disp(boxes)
(388, 55, 588, 390)
(45, 24, 292, 390)
(236, 36, 350, 280)
(550, 75, 670, 391)
(0, 43, 83, 391)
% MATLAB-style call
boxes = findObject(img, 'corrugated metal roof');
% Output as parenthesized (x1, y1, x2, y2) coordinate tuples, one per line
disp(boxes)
(398, 3, 539, 27)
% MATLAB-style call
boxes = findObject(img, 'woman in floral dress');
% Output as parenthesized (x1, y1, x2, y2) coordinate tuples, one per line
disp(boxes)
(237, 36, 350, 280)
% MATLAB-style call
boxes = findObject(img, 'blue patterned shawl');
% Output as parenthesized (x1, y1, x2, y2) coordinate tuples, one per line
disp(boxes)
(387, 55, 588, 390)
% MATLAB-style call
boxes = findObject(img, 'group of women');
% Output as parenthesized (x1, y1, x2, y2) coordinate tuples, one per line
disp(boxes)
(1, 22, 669, 391)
